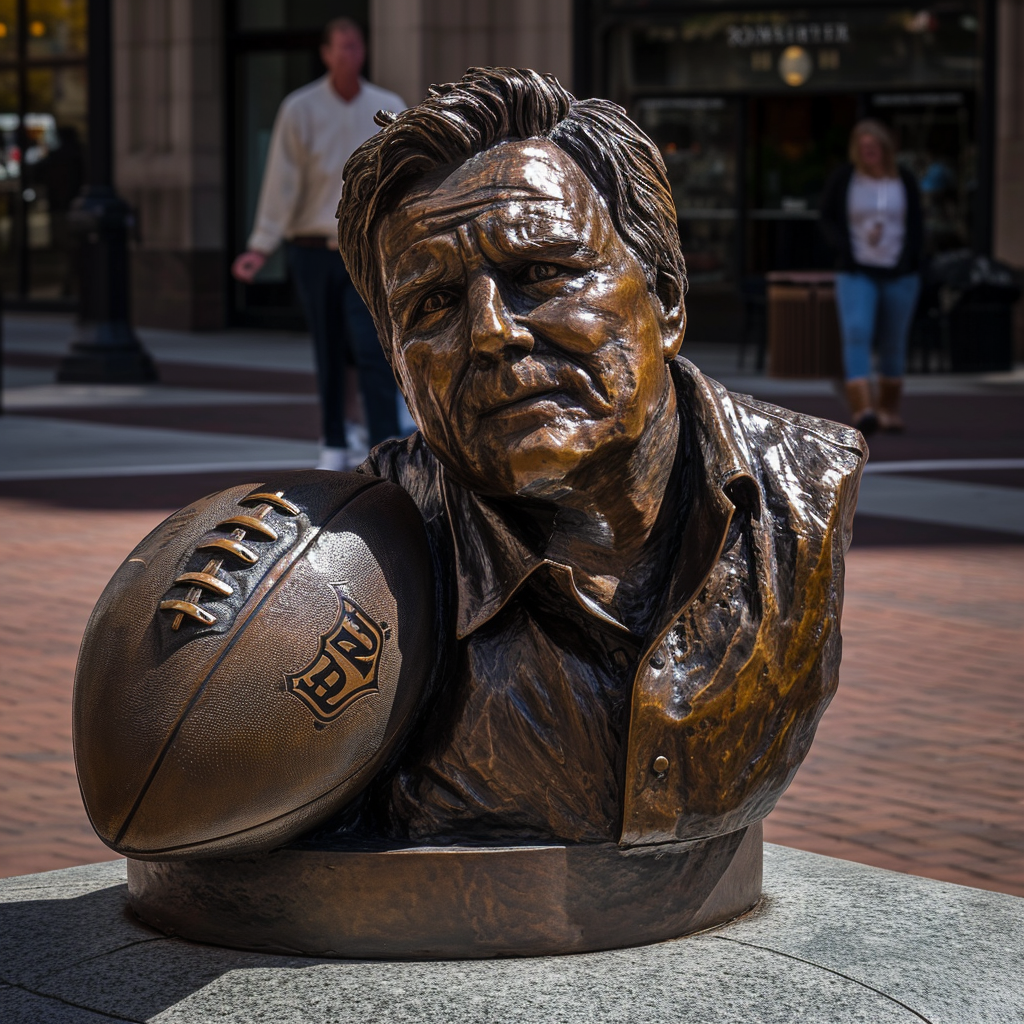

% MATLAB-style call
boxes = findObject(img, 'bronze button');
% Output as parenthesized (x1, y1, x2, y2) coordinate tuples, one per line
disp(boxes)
(652, 755, 670, 775)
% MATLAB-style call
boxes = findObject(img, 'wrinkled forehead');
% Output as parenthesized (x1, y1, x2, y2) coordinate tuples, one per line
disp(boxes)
(377, 138, 605, 262)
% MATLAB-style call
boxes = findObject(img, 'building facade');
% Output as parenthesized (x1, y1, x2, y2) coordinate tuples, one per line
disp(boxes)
(1, 0, 1021, 352)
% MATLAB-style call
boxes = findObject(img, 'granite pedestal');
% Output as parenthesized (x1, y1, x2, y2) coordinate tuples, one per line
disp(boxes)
(0, 844, 1019, 1024)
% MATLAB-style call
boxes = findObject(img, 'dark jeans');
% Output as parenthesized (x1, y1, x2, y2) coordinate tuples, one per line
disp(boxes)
(286, 244, 399, 448)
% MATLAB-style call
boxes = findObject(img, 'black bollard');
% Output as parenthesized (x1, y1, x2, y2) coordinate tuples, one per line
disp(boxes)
(57, 0, 157, 384)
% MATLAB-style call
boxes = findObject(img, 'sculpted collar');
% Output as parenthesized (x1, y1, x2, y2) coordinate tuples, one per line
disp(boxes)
(442, 357, 762, 641)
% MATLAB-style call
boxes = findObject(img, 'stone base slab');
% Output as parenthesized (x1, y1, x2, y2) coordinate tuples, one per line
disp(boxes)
(0, 844, 1020, 1023)
(126, 824, 761, 958)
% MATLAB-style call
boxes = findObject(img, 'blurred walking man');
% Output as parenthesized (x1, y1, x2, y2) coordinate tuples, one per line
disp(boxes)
(231, 18, 405, 470)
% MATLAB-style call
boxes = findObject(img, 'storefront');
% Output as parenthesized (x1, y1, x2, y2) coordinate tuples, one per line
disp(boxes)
(575, 1, 993, 337)
(2, 2, 1000, 332)
(0, 0, 88, 308)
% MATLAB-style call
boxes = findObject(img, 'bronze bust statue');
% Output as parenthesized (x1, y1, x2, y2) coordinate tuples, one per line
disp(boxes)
(337, 67, 865, 848)
(75, 68, 865, 958)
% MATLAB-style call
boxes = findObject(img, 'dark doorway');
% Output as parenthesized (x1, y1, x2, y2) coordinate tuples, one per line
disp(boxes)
(745, 93, 857, 275)
(870, 91, 976, 256)
(224, 0, 368, 329)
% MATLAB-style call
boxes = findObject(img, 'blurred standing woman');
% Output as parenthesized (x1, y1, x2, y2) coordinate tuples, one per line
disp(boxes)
(820, 121, 924, 434)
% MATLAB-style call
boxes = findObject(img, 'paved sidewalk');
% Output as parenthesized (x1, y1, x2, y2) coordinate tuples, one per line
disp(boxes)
(5, 314, 1024, 542)
(764, 545, 1024, 895)
(0, 502, 164, 876)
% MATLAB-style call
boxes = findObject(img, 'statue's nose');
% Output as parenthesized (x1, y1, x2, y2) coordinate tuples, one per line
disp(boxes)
(468, 274, 533, 360)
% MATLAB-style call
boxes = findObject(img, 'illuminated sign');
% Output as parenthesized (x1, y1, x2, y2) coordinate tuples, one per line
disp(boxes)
(726, 22, 850, 48)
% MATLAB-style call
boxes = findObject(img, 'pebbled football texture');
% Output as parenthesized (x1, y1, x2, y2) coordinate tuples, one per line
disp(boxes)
(73, 471, 435, 860)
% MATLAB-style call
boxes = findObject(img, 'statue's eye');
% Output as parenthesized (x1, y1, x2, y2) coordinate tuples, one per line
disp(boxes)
(420, 291, 456, 315)
(523, 263, 561, 284)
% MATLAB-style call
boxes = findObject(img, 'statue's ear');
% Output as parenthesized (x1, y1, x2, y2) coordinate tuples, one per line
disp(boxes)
(656, 270, 686, 360)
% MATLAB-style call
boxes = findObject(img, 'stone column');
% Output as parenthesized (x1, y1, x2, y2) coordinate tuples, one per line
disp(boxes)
(370, 0, 572, 106)
(113, 0, 225, 330)
(995, 0, 1024, 358)
(370, 0, 427, 107)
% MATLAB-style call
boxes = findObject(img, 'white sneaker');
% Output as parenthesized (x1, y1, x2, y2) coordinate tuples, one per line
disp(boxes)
(344, 421, 369, 462)
(316, 446, 351, 472)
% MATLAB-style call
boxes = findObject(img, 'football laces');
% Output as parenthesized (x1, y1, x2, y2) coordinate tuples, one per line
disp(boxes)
(158, 489, 301, 630)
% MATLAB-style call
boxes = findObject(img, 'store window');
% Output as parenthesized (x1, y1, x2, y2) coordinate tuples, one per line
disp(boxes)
(634, 97, 739, 285)
(592, 2, 985, 290)
(0, 0, 88, 306)
(872, 91, 975, 253)
(226, 0, 368, 327)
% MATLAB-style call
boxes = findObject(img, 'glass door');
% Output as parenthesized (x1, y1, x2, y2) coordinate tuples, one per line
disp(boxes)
(634, 97, 740, 287)
(745, 93, 856, 275)
(0, 0, 88, 307)
(870, 91, 975, 256)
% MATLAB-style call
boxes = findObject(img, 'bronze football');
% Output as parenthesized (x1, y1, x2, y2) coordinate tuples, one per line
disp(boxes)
(73, 471, 435, 860)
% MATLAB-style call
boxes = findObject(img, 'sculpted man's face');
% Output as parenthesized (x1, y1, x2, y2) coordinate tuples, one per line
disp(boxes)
(377, 139, 682, 500)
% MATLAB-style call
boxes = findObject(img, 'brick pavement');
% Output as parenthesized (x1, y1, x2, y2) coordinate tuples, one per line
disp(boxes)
(0, 500, 168, 876)
(0, 494, 1020, 893)
(763, 544, 1024, 896)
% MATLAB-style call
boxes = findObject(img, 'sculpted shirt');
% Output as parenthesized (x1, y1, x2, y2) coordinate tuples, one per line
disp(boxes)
(360, 358, 865, 846)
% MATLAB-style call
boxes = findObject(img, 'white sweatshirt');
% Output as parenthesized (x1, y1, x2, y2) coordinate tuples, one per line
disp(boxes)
(247, 76, 405, 254)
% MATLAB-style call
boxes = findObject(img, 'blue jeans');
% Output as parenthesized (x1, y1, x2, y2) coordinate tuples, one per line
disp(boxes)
(834, 272, 921, 380)
(287, 244, 399, 448)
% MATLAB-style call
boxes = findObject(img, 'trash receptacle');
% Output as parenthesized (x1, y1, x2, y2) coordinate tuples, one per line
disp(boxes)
(929, 252, 1022, 372)
(766, 271, 844, 379)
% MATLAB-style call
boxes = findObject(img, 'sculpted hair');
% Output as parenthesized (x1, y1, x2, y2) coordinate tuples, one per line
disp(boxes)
(337, 67, 686, 351)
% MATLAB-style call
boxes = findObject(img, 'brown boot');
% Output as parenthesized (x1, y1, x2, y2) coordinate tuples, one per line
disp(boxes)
(877, 376, 904, 433)
(844, 378, 878, 435)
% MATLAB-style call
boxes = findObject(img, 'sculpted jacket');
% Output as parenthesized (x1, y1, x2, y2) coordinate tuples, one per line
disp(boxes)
(360, 358, 866, 846)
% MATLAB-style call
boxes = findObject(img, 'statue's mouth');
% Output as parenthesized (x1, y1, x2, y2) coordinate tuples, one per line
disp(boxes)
(480, 387, 568, 418)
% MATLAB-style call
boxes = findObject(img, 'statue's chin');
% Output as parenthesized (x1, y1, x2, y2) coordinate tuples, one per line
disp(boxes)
(449, 462, 577, 504)
(441, 452, 580, 505)
(514, 473, 575, 503)
(433, 419, 613, 503)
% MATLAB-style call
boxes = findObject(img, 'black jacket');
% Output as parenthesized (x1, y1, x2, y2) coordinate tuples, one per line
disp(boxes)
(819, 163, 924, 277)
